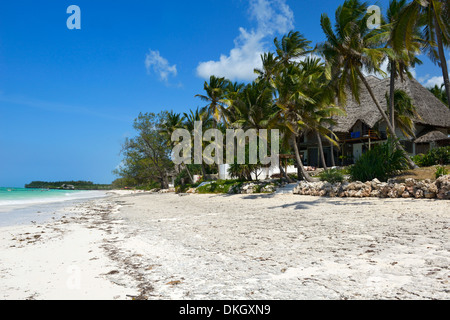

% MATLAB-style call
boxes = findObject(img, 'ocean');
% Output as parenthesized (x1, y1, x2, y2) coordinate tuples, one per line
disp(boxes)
(0, 187, 108, 227)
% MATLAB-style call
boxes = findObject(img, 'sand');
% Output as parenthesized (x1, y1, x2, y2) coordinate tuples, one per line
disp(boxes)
(0, 191, 448, 300)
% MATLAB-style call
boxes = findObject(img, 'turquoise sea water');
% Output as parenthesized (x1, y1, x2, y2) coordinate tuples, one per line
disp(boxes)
(0, 187, 107, 227)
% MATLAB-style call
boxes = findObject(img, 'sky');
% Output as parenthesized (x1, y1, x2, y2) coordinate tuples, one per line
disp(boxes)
(0, 0, 448, 187)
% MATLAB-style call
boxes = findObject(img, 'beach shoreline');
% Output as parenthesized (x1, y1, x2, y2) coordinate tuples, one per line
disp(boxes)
(0, 191, 448, 300)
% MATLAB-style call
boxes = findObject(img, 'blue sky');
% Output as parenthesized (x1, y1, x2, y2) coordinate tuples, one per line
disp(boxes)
(0, 0, 448, 187)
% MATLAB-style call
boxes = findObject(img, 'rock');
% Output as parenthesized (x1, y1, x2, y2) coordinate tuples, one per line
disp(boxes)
(415, 189, 424, 199)
(424, 191, 436, 199)
(370, 189, 381, 198)
(371, 178, 381, 187)
(402, 191, 410, 198)
(394, 183, 406, 194)
(405, 178, 416, 187)
(186, 188, 197, 194)
(388, 189, 398, 198)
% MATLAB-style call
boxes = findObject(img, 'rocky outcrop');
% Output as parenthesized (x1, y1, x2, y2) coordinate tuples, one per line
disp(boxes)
(293, 175, 450, 200)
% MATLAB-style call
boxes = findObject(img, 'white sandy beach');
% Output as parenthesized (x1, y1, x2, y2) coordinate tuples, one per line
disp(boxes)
(0, 191, 449, 300)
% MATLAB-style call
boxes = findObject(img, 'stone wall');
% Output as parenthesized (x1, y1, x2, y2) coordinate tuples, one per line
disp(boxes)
(293, 175, 450, 200)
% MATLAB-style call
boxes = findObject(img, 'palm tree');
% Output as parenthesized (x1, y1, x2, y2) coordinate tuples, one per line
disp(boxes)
(254, 52, 279, 84)
(224, 81, 278, 131)
(159, 111, 195, 184)
(385, 89, 421, 138)
(292, 58, 343, 170)
(182, 107, 213, 178)
(385, 0, 423, 131)
(428, 83, 448, 106)
(274, 31, 312, 67)
(393, 0, 450, 110)
(273, 62, 324, 182)
(318, 0, 418, 169)
(195, 75, 229, 127)
(270, 31, 325, 182)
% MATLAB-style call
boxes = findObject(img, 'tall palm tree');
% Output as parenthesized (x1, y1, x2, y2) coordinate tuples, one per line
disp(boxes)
(385, 0, 423, 131)
(224, 81, 278, 131)
(271, 31, 325, 182)
(182, 107, 213, 178)
(393, 0, 450, 109)
(195, 75, 229, 127)
(159, 111, 194, 184)
(293, 58, 343, 170)
(274, 61, 328, 182)
(385, 89, 421, 138)
(318, 0, 418, 169)
(274, 31, 312, 67)
(254, 52, 279, 84)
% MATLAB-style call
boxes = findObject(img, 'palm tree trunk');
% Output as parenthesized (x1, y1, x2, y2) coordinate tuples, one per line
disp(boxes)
(433, 10, 450, 108)
(292, 133, 319, 182)
(316, 132, 328, 170)
(184, 164, 194, 184)
(356, 69, 418, 169)
(279, 162, 294, 183)
(201, 163, 207, 179)
(296, 136, 303, 179)
(329, 135, 336, 167)
(389, 59, 396, 133)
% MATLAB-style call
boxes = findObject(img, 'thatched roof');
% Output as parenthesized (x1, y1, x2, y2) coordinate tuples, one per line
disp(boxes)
(415, 130, 450, 143)
(332, 76, 450, 133)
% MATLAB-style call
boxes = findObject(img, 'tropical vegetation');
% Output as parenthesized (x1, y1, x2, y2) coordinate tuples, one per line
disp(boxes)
(114, 0, 449, 189)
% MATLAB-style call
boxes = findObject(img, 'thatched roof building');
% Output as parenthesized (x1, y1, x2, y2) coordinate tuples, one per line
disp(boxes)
(299, 76, 449, 167)
(415, 130, 450, 144)
(331, 76, 450, 133)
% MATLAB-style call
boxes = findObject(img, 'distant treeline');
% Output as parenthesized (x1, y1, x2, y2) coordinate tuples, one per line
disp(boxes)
(25, 180, 113, 190)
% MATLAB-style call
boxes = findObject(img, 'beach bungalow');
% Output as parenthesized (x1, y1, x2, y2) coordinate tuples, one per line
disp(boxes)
(297, 76, 450, 167)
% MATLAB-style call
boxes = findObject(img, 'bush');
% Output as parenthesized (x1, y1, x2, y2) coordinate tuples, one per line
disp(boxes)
(435, 166, 449, 179)
(319, 168, 345, 183)
(349, 140, 409, 182)
(412, 146, 450, 167)
(196, 179, 243, 194)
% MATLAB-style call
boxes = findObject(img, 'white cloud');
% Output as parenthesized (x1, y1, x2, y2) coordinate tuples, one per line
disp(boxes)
(145, 50, 177, 83)
(422, 75, 445, 88)
(196, 0, 294, 81)
(419, 54, 450, 88)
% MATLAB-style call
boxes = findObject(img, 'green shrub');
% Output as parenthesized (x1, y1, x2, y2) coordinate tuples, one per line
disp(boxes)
(319, 168, 345, 183)
(413, 146, 450, 167)
(349, 140, 409, 182)
(435, 166, 449, 179)
(196, 179, 243, 194)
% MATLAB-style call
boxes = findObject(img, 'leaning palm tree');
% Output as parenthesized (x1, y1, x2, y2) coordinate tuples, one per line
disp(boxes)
(393, 0, 450, 110)
(271, 31, 325, 182)
(273, 62, 322, 182)
(318, 0, 418, 169)
(294, 58, 344, 170)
